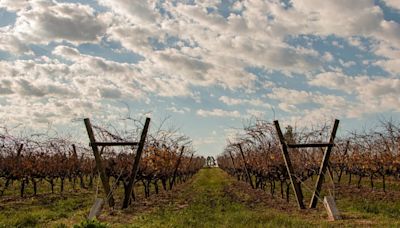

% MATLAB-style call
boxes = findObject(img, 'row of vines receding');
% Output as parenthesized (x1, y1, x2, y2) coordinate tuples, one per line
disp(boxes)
(217, 119, 400, 202)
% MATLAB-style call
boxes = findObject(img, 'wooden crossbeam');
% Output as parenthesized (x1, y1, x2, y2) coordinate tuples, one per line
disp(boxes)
(287, 143, 334, 148)
(90, 142, 138, 147)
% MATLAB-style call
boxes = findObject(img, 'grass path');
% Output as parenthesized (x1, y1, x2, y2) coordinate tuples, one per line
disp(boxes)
(126, 168, 400, 227)
(128, 168, 315, 228)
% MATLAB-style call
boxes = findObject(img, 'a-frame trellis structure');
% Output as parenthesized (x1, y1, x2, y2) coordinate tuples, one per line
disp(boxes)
(84, 117, 151, 210)
(273, 119, 339, 210)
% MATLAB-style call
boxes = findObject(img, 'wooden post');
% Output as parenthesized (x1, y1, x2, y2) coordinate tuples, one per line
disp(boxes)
(238, 144, 255, 189)
(309, 119, 339, 208)
(122, 117, 151, 209)
(84, 118, 115, 207)
(187, 153, 194, 168)
(319, 147, 335, 187)
(186, 153, 193, 179)
(15, 144, 24, 167)
(274, 120, 305, 209)
(228, 151, 237, 175)
(16, 144, 24, 157)
(343, 140, 350, 156)
(71, 144, 79, 161)
(170, 146, 185, 190)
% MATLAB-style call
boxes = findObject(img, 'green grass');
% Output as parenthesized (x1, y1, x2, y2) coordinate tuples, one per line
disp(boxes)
(336, 196, 400, 224)
(0, 194, 93, 227)
(350, 199, 400, 218)
(128, 168, 315, 228)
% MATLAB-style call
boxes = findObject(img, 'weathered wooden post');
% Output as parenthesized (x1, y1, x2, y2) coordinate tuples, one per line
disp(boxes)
(16, 144, 24, 157)
(238, 143, 255, 189)
(170, 146, 185, 190)
(228, 151, 238, 176)
(84, 118, 115, 208)
(72, 144, 77, 157)
(274, 120, 305, 209)
(309, 119, 339, 208)
(186, 153, 194, 180)
(188, 153, 194, 168)
(122, 117, 151, 209)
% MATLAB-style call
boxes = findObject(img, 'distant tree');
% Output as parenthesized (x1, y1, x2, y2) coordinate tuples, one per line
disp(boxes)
(284, 125, 296, 144)
(206, 156, 216, 167)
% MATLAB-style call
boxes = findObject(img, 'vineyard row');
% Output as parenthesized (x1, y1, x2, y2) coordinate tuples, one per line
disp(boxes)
(217, 120, 400, 202)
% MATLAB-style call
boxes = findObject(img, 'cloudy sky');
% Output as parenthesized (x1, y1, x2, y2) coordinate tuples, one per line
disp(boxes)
(0, 0, 400, 156)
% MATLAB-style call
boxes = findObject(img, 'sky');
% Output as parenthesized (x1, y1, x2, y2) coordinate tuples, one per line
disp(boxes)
(0, 0, 400, 157)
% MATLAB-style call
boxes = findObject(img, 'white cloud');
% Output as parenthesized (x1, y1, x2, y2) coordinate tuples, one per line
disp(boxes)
(11, 1, 107, 44)
(193, 136, 217, 147)
(0, 47, 150, 125)
(322, 52, 334, 62)
(103, 0, 323, 94)
(246, 109, 266, 118)
(309, 72, 355, 92)
(375, 59, 400, 75)
(197, 109, 241, 118)
(309, 71, 400, 115)
(166, 107, 190, 114)
(97, 87, 122, 99)
(339, 59, 356, 68)
(383, 0, 400, 10)
(219, 96, 270, 108)
(53, 45, 81, 60)
(373, 42, 400, 59)
(0, 0, 30, 11)
(267, 86, 352, 119)
(0, 30, 31, 54)
(268, 88, 313, 105)
(99, 0, 159, 25)
(291, 0, 383, 36)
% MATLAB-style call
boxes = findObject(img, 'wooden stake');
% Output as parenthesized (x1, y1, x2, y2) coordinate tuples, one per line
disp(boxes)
(309, 119, 339, 208)
(274, 120, 305, 209)
(228, 151, 238, 175)
(238, 143, 255, 189)
(187, 153, 194, 168)
(84, 118, 115, 208)
(16, 144, 24, 157)
(122, 117, 151, 209)
(170, 146, 185, 190)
